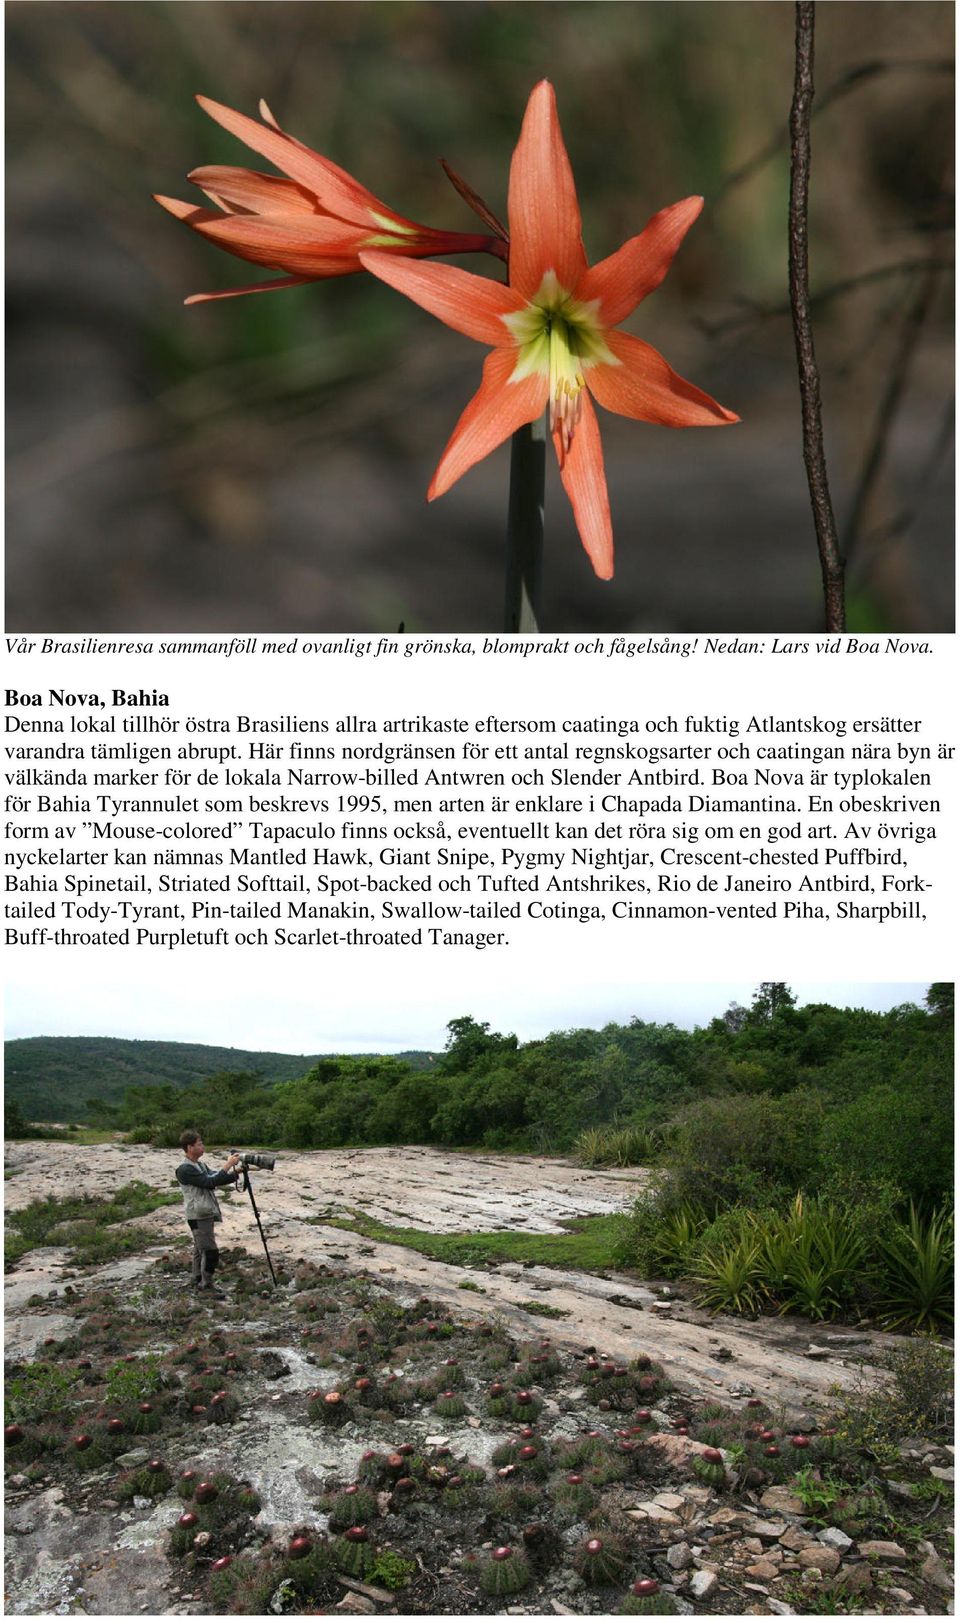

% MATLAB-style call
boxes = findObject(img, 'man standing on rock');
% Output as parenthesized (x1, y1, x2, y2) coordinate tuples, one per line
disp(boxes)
(176, 1131, 241, 1297)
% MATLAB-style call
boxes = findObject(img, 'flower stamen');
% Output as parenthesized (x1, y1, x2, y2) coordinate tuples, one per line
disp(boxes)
(504, 273, 615, 453)
(547, 313, 585, 453)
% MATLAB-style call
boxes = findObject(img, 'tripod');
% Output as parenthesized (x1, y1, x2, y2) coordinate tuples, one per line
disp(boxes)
(238, 1162, 278, 1287)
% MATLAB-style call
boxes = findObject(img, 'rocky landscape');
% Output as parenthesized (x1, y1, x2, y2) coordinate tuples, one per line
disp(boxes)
(4, 1143, 954, 1616)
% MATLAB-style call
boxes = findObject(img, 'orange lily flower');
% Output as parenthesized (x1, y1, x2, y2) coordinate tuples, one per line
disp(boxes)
(360, 81, 738, 580)
(155, 96, 505, 305)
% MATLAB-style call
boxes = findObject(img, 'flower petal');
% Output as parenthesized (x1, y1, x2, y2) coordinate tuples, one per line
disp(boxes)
(359, 252, 527, 345)
(154, 194, 218, 224)
(587, 330, 739, 426)
(507, 80, 587, 301)
(196, 96, 389, 228)
(577, 196, 704, 326)
(187, 212, 372, 275)
(428, 347, 548, 499)
(553, 392, 613, 579)
(185, 276, 309, 305)
(188, 165, 322, 217)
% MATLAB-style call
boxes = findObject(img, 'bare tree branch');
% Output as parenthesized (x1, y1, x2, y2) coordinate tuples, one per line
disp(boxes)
(789, 2, 845, 632)
(696, 257, 951, 339)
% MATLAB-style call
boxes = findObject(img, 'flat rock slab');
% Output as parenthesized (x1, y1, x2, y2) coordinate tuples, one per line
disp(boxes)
(4, 1142, 892, 1411)
(4, 1492, 173, 1617)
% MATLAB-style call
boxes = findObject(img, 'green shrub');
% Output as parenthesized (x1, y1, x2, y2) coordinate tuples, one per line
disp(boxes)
(663, 1089, 826, 1212)
(821, 1084, 952, 1210)
(368, 1551, 416, 1591)
(5, 1363, 78, 1424)
(832, 1336, 953, 1450)
(105, 1354, 164, 1406)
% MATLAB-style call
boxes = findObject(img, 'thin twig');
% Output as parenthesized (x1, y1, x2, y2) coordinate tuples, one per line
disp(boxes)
(696, 257, 951, 339)
(715, 56, 952, 204)
(842, 256, 947, 564)
(789, 1, 845, 632)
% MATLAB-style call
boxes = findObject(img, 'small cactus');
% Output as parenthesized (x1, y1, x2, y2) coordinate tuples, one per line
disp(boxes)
(478, 1545, 532, 1597)
(309, 1388, 350, 1426)
(692, 1447, 726, 1488)
(332, 1529, 374, 1578)
(575, 1534, 628, 1586)
(433, 1391, 467, 1419)
(357, 1450, 387, 1487)
(553, 1476, 596, 1519)
(326, 1487, 377, 1530)
(618, 1579, 679, 1616)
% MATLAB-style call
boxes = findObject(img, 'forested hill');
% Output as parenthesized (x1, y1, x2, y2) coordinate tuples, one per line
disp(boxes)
(3, 1037, 437, 1123)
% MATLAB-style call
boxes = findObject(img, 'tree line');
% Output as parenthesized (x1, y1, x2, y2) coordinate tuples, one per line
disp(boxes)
(98, 983, 952, 1212)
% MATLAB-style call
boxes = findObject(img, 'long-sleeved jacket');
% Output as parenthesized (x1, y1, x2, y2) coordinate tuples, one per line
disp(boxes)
(176, 1156, 239, 1222)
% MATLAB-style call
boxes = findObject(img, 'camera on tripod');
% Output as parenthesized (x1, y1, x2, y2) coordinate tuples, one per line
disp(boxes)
(236, 1151, 277, 1172)
(229, 1151, 279, 1285)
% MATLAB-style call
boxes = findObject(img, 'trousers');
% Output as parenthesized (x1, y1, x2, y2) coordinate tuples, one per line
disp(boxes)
(188, 1216, 219, 1284)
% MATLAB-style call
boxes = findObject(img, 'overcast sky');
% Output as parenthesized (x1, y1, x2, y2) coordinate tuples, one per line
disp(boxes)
(5, 959, 929, 1056)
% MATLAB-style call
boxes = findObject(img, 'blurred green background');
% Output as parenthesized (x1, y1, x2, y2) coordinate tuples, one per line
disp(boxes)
(6, 1, 953, 631)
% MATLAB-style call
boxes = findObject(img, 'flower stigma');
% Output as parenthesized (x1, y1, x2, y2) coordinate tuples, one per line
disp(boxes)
(503, 270, 616, 451)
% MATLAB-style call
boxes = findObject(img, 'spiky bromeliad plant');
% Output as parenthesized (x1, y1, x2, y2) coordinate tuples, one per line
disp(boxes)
(875, 1204, 954, 1332)
(693, 1237, 764, 1316)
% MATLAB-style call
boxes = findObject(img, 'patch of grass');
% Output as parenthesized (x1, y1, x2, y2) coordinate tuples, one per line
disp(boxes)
(516, 1299, 569, 1319)
(317, 1210, 628, 1272)
(57, 1127, 121, 1147)
(911, 1476, 953, 1502)
(5, 1181, 179, 1268)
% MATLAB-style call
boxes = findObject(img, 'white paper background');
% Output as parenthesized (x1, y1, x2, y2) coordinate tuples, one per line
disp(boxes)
(3, 634, 954, 1054)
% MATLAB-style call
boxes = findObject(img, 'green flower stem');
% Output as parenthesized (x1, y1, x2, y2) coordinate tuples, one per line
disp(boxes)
(504, 415, 546, 632)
